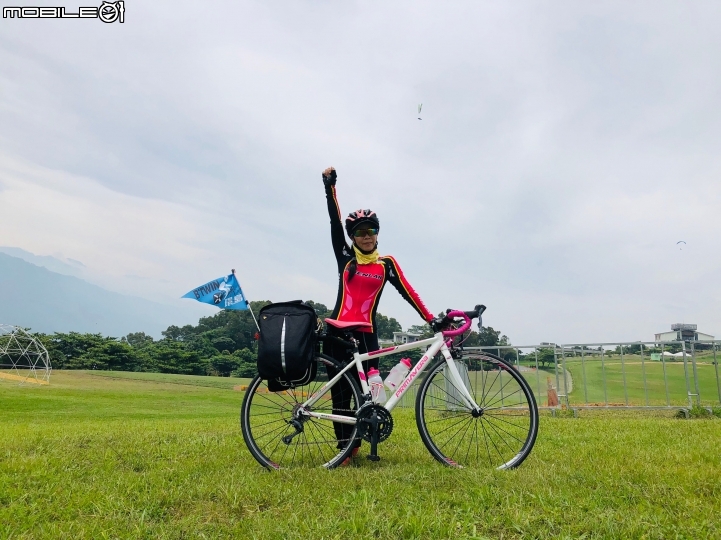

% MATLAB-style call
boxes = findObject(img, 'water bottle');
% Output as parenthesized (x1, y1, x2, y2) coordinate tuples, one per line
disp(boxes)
(367, 368, 387, 404)
(384, 358, 412, 391)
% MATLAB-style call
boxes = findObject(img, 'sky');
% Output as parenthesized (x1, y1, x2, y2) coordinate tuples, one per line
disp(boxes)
(1, 1, 720, 344)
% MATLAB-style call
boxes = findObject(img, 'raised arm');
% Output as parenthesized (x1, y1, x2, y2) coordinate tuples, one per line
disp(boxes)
(382, 256, 434, 323)
(322, 167, 351, 264)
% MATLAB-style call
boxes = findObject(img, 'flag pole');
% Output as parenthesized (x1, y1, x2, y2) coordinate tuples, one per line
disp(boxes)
(232, 268, 260, 332)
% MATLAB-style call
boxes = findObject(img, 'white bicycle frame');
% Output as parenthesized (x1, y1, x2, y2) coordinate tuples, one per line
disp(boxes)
(298, 332, 480, 425)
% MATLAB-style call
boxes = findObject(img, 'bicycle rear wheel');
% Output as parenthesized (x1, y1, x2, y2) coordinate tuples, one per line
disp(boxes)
(241, 355, 362, 469)
(416, 352, 538, 469)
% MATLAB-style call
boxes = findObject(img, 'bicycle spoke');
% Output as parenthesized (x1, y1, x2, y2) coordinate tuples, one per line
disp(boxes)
(247, 414, 289, 431)
(305, 421, 324, 464)
(484, 387, 522, 410)
(464, 418, 477, 464)
(425, 386, 468, 410)
(437, 377, 471, 409)
(481, 373, 518, 409)
(435, 415, 470, 454)
(422, 412, 468, 424)
(474, 418, 480, 463)
(253, 390, 294, 409)
(482, 408, 529, 414)
(480, 367, 502, 402)
(295, 429, 304, 466)
(242, 367, 361, 469)
(253, 412, 289, 436)
(429, 413, 475, 440)
(267, 423, 293, 459)
(417, 354, 537, 469)
(483, 412, 528, 432)
(246, 409, 291, 418)
(309, 419, 339, 445)
(482, 417, 505, 462)
(484, 414, 524, 449)
(479, 416, 494, 467)
(449, 416, 474, 460)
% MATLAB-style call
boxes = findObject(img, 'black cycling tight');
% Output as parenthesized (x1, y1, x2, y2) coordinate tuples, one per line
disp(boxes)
(323, 328, 379, 449)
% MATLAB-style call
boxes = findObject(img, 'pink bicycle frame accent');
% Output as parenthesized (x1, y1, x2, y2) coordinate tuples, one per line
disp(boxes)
(367, 346, 397, 356)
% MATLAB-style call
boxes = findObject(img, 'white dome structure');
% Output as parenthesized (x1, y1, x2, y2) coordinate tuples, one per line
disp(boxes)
(0, 324, 51, 385)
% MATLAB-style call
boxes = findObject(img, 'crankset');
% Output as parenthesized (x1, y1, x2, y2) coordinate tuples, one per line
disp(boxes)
(356, 403, 394, 443)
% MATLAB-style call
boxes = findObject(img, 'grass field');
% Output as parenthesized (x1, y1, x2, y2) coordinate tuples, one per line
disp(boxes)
(2, 371, 721, 539)
(558, 356, 721, 407)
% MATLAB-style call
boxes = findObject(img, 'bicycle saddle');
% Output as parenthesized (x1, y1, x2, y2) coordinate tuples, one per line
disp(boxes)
(324, 318, 373, 332)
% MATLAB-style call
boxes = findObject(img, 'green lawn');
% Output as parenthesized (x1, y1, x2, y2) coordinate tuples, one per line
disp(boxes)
(2, 371, 720, 539)
(561, 356, 721, 407)
(85, 370, 253, 391)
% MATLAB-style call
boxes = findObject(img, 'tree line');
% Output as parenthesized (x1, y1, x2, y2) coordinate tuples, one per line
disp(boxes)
(34, 300, 511, 378)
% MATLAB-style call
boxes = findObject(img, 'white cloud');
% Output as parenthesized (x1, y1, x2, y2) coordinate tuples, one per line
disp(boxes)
(0, 155, 219, 297)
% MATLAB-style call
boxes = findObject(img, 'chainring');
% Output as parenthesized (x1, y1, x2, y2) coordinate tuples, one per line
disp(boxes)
(356, 403, 394, 443)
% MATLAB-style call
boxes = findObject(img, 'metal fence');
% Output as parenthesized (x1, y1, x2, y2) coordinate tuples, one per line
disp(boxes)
(399, 340, 721, 414)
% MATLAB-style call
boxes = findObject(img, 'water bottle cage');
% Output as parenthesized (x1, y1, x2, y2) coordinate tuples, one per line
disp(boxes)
(370, 381, 385, 401)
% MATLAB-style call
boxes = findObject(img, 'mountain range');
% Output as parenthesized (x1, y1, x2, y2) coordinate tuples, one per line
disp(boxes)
(0, 251, 209, 337)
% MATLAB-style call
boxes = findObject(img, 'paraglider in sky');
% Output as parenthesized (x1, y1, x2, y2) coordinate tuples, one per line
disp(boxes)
(418, 103, 422, 120)
(677, 241, 686, 250)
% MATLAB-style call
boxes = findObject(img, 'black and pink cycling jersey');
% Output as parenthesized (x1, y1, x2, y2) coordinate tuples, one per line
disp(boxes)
(324, 184, 434, 333)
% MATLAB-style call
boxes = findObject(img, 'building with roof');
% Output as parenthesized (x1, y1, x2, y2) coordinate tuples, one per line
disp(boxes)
(654, 323, 714, 342)
(393, 331, 423, 344)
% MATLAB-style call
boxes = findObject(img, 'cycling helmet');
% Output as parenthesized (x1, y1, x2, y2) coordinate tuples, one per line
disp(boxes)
(345, 209, 380, 236)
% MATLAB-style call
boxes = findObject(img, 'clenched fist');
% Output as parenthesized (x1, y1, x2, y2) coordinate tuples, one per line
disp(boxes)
(322, 166, 337, 187)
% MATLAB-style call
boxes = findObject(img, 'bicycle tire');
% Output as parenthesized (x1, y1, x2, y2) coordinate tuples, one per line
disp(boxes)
(241, 355, 363, 470)
(415, 352, 538, 469)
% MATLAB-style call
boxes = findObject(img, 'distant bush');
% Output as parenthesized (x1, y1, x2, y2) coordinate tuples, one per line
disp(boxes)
(35, 300, 426, 378)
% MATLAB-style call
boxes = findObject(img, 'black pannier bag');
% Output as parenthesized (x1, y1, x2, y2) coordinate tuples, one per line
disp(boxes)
(257, 300, 318, 391)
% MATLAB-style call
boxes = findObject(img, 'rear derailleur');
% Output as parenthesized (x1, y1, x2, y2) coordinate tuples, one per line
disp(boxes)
(281, 404, 306, 445)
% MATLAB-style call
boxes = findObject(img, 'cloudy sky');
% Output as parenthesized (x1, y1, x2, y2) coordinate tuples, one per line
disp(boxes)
(1, 1, 720, 344)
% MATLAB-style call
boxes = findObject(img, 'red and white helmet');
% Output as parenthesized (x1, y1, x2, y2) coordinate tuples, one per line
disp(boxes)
(345, 209, 380, 236)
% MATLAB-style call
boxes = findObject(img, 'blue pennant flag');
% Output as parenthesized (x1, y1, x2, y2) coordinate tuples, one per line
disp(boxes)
(182, 272, 249, 310)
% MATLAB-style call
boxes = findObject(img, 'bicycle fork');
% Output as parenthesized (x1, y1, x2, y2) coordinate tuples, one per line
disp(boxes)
(439, 341, 482, 415)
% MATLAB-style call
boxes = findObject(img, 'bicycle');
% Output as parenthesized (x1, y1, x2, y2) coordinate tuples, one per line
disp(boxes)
(241, 305, 539, 470)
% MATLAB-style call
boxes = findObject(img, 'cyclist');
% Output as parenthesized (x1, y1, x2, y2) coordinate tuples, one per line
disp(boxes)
(321, 166, 435, 463)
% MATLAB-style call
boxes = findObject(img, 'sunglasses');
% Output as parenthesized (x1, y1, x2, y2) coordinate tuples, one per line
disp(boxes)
(353, 228, 379, 238)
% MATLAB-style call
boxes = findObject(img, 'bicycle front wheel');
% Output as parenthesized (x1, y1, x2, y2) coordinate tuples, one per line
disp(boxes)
(416, 352, 538, 469)
(241, 356, 362, 469)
